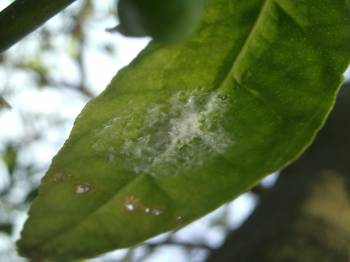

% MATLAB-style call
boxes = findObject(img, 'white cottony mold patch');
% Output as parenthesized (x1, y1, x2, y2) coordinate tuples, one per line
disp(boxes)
(93, 89, 233, 176)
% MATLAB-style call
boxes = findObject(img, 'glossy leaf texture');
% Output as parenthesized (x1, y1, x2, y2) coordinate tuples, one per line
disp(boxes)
(18, 0, 350, 260)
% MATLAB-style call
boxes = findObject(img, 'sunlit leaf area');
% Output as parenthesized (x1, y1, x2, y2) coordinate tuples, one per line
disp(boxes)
(0, 1, 283, 261)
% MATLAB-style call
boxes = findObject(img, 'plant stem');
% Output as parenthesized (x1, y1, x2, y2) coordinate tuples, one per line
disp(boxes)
(0, 0, 78, 53)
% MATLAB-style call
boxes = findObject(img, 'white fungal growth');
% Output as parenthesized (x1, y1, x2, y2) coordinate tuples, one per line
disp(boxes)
(75, 183, 91, 194)
(93, 90, 233, 176)
(176, 216, 184, 222)
(125, 203, 135, 211)
(151, 209, 162, 216)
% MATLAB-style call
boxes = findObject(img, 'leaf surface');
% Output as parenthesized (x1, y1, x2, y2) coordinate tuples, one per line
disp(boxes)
(18, 0, 350, 259)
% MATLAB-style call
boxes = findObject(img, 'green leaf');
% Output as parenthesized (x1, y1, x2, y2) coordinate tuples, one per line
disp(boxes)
(18, 0, 350, 260)
(117, 0, 205, 42)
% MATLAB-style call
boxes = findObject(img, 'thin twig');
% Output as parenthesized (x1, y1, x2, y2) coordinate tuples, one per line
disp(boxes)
(0, 0, 78, 52)
(144, 239, 214, 251)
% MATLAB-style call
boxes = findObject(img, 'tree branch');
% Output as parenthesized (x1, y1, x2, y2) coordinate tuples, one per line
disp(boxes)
(0, 0, 78, 53)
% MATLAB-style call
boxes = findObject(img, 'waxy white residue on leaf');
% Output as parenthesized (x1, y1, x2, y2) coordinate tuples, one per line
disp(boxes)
(93, 89, 233, 176)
